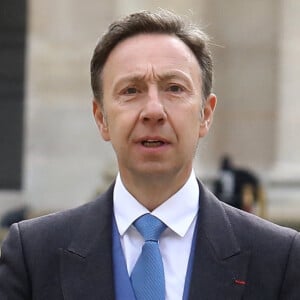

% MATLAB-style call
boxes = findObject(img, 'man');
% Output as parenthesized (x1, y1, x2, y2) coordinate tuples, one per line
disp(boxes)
(0, 10, 299, 300)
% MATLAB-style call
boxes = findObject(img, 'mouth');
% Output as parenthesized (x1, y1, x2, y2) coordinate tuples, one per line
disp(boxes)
(141, 140, 165, 147)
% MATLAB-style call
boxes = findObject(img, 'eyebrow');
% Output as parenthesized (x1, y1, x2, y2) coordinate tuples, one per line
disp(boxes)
(113, 70, 194, 90)
(111, 74, 145, 96)
(159, 72, 191, 84)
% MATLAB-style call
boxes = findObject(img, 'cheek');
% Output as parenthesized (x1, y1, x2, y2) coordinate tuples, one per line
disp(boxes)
(175, 117, 201, 144)
(106, 108, 137, 137)
(186, 116, 202, 142)
(168, 105, 201, 130)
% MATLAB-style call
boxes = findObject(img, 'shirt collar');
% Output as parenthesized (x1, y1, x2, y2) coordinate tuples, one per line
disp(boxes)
(113, 170, 199, 238)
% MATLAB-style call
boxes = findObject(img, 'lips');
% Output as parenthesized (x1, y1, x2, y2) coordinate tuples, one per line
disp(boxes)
(142, 140, 165, 147)
(136, 136, 170, 148)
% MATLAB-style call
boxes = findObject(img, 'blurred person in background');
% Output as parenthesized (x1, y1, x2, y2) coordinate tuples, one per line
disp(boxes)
(213, 155, 262, 213)
(0, 9, 299, 300)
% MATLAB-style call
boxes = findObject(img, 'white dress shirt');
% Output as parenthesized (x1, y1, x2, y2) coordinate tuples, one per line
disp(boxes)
(113, 170, 199, 300)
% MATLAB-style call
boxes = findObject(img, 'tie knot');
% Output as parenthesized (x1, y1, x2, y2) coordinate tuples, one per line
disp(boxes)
(134, 214, 166, 241)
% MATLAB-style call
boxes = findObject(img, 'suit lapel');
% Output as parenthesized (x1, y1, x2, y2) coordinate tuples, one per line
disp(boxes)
(60, 184, 115, 300)
(189, 182, 250, 300)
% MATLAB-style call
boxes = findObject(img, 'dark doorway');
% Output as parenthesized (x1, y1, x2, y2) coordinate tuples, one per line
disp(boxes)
(0, 0, 27, 189)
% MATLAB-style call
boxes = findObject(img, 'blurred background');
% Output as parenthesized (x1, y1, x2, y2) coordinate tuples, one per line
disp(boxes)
(1, 0, 300, 241)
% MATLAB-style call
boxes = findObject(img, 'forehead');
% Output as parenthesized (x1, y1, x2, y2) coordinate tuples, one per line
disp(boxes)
(102, 33, 202, 86)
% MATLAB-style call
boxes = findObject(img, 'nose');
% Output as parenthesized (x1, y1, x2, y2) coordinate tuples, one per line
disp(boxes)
(140, 87, 167, 124)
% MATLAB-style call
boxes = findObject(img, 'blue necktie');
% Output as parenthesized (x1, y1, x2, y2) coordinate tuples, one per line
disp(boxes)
(130, 213, 167, 300)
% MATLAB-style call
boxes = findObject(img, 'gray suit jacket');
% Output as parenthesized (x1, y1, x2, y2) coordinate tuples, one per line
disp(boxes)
(0, 181, 299, 299)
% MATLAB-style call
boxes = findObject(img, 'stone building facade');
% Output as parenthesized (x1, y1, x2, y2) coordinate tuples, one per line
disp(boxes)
(1, 0, 300, 223)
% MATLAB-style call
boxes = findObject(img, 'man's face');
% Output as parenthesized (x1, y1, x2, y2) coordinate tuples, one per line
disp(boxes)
(93, 33, 216, 182)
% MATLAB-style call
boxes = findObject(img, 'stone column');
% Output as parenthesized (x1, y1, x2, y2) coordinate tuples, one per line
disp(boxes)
(265, 0, 300, 223)
(197, 0, 279, 176)
(24, 0, 117, 212)
(272, 0, 300, 180)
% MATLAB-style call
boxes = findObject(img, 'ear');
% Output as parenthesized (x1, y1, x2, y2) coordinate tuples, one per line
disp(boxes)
(199, 93, 217, 138)
(93, 100, 111, 141)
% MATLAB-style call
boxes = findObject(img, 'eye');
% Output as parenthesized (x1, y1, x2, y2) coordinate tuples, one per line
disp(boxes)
(124, 87, 138, 94)
(167, 84, 184, 93)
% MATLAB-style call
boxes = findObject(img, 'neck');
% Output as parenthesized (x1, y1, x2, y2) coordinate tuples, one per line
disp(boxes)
(119, 169, 192, 211)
